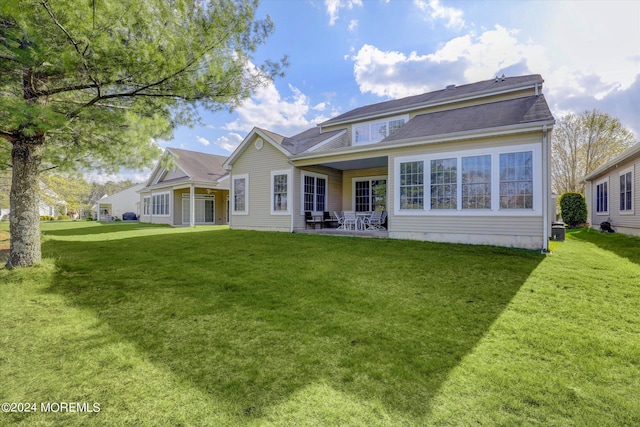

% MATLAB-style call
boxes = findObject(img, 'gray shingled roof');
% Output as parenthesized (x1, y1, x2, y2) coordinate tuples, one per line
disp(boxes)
(167, 147, 228, 182)
(382, 94, 554, 143)
(321, 74, 544, 126)
(280, 127, 346, 155)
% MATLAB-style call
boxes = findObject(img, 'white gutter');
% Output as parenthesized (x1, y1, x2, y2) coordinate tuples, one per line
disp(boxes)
(542, 125, 550, 253)
(290, 162, 295, 233)
(582, 142, 640, 182)
(293, 120, 556, 163)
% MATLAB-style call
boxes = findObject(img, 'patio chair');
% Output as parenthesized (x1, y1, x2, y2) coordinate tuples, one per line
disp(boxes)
(342, 211, 357, 230)
(323, 211, 338, 228)
(364, 210, 384, 230)
(305, 211, 322, 229)
(334, 211, 345, 229)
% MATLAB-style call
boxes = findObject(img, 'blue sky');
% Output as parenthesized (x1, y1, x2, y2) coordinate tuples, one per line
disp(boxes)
(97, 0, 640, 182)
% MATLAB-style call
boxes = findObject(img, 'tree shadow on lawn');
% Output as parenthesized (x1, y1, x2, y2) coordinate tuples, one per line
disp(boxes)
(43, 230, 544, 422)
(41, 222, 170, 236)
(569, 228, 640, 266)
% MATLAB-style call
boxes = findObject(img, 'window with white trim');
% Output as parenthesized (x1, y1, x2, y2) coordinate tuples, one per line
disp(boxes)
(233, 174, 248, 214)
(462, 155, 491, 209)
(500, 151, 533, 209)
(596, 179, 608, 214)
(394, 144, 541, 216)
(143, 196, 150, 215)
(354, 178, 387, 212)
(399, 161, 424, 209)
(271, 170, 290, 214)
(620, 169, 633, 212)
(302, 172, 327, 212)
(152, 193, 170, 216)
(430, 158, 457, 209)
(353, 115, 408, 145)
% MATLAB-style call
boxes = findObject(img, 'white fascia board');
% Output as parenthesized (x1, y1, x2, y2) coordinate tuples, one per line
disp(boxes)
(582, 143, 640, 182)
(292, 121, 556, 163)
(320, 81, 544, 128)
(223, 127, 291, 170)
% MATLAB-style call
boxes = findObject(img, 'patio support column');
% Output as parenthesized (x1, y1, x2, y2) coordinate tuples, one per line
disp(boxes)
(190, 184, 195, 227)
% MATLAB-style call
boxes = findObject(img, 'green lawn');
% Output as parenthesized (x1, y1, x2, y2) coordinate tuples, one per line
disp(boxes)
(0, 222, 638, 426)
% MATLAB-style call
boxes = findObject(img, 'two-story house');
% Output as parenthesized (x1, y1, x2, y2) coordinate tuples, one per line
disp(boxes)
(223, 74, 555, 250)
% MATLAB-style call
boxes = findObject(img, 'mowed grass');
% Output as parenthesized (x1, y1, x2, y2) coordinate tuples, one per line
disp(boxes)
(0, 221, 638, 426)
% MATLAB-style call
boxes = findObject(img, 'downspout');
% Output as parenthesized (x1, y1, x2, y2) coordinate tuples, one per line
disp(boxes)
(190, 183, 195, 227)
(290, 162, 295, 233)
(542, 125, 549, 253)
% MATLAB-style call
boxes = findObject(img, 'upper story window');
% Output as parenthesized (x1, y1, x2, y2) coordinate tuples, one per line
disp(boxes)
(353, 115, 408, 145)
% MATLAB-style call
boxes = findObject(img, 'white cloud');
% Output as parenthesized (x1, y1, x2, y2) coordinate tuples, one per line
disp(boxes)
(414, 0, 465, 30)
(348, 19, 358, 32)
(196, 136, 210, 146)
(223, 67, 340, 136)
(214, 133, 244, 153)
(351, 25, 549, 98)
(324, 0, 363, 26)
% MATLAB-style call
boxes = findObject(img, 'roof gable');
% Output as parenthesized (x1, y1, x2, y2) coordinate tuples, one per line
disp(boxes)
(145, 148, 229, 188)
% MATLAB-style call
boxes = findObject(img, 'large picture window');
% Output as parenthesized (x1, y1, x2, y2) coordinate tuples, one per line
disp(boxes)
(152, 193, 170, 216)
(399, 161, 424, 209)
(620, 170, 633, 212)
(430, 158, 457, 209)
(303, 173, 327, 212)
(233, 174, 248, 214)
(462, 155, 491, 209)
(394, 144, 540, 216)
(500, 151, 533, 209)
(596, 179, 608, 214)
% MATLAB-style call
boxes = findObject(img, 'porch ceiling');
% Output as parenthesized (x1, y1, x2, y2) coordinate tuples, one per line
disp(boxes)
(312, 156, 388, 171)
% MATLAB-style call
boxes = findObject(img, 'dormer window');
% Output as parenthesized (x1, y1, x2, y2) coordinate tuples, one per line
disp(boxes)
(353, 115, 408, 145)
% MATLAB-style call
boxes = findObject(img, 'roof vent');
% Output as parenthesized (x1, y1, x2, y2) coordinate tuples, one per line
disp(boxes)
(445, 84, 456, 90)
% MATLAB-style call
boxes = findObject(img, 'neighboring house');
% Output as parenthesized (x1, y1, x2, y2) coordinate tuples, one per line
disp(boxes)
(94, 183, 146, 220)
(39, 182, 66, 217)
(139, 147, 229, 226)
(583, 143, 640, 237)
(224, 74, 556, 250)
(2, 182, 67, 219)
